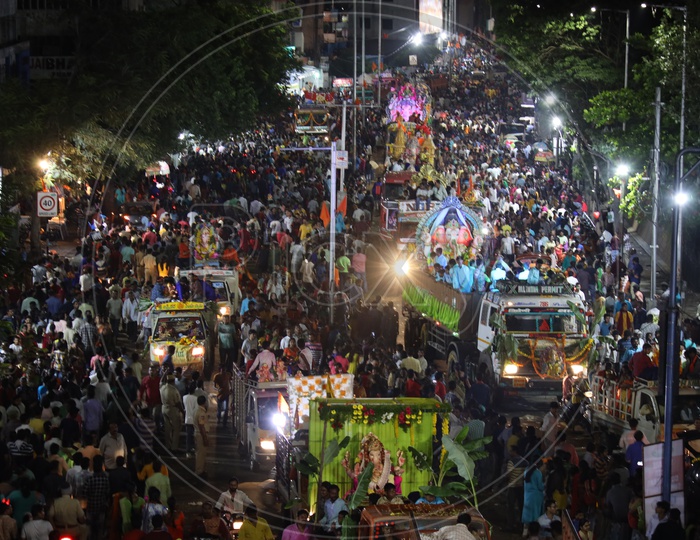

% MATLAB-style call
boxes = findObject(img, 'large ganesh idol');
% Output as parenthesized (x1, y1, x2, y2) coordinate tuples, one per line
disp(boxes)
(416, 196, 483, 263)
(341, 432, 406, 495)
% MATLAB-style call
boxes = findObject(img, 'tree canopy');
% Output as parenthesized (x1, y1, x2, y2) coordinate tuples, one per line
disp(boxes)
(0, 0, 299, 195)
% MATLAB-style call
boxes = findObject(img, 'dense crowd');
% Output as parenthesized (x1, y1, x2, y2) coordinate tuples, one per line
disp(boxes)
(2, 43, 700, 540)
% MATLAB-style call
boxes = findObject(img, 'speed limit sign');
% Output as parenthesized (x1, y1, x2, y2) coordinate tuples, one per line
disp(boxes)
(37, 191, 58, 217)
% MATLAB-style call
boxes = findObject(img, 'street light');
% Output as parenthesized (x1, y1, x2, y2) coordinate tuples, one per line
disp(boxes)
(673, 191, 689, 206)
(38, 159, 50, 172)
(412, 32, 423, 45)
(545, 94, 556, 105)
(643, 3, 688, 287)
(551, 116, 562, 129)
(664, 147, 700, 504)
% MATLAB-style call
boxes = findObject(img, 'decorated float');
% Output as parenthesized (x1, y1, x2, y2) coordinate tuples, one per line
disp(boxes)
(385, 82, 436, 166)
(192, 220, 222, 267)
(415, 196, 484, 263)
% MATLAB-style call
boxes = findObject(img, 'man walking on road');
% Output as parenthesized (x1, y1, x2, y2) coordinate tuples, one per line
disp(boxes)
(213, 366, 232, 427)
(218, 315, 238, 369)
(194, 395, 209, 477)
(160, 374, 183, 452)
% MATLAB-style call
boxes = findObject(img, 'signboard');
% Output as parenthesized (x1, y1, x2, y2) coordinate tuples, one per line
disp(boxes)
(502, 282, 574, 296)
(30, 56, 75, 79)
(332, 77, 353, 88)
(409, 55, 418, 66)
(643, 439, 685, 535)
(335, 150, 349, 169)
(419, 0, 443, 33)
(37, 192, 58, 217)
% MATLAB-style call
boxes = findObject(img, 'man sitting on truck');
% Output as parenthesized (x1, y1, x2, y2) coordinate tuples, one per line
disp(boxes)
(628, 343, 657, 380)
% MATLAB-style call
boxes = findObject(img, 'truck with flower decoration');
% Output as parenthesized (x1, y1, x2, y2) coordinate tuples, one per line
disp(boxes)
(402, 268, 589, 389)
(148, 301, 215, 374)
(275, 393, 451, 510)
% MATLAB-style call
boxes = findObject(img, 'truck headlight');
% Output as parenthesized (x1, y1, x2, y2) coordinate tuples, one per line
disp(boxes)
(154, 347, 165, 357)
(260, 439, 275, 451)
(504, 364, 518, 375)
(192, 346, 205, 356)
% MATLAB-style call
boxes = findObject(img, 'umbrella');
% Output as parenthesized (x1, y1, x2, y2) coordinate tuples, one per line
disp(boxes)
(533, 142, 549, 151)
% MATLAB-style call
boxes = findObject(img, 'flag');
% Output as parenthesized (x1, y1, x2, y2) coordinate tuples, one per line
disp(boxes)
(372, 62, 377, 72)
(320, 201, 331, 227)
(337, 191, 347, 217)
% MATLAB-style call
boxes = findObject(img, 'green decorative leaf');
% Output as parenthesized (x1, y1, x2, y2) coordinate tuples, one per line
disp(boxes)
(442, 436, 476, 484)
(408, 446, 432, 471)
(348, 463, 374, 510)
(322, 437, 351, 466)
(455, 425, 470, 444)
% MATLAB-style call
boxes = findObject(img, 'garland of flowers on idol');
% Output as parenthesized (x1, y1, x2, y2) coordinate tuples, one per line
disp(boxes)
(513, 337, 595, 379)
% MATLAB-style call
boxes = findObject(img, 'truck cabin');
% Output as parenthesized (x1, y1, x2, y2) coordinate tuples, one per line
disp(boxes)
(382, 172, 415, 201)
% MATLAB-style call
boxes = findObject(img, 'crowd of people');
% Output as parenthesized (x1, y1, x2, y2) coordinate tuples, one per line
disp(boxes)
(2, 39, 700, 540)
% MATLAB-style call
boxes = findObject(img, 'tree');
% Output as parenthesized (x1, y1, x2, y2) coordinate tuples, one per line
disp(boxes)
(0, 0, 298, 257)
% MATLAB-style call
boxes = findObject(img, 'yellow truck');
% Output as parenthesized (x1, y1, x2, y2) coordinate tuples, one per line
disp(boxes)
(148, 301, 215, 373)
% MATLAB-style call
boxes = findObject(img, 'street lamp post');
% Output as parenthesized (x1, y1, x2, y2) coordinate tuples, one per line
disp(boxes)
(643, 3, 688, 286)
(664, 147, 700, 503)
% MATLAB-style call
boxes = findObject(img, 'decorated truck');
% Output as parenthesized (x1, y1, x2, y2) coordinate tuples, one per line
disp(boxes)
(589, 375, 700, 444)
(275, 394, 449, 510)
(379, 166, 453, 251)
(148, 301, 216, 373)
(400, 197, 588, 388)
(231, 367, 355, 472)
(360, 504, 491, 540)
(179, 268, 241, 319)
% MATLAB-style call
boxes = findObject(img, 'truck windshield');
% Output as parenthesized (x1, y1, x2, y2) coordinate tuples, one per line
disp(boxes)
(504, 310, 581, 334)
(209, 281, 229, 301)
(384, 182, 407, 200)
(154, 316, 205, 340)
(257, 396, 279, 431)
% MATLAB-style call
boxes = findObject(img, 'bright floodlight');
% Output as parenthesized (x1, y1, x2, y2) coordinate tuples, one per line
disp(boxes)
(545, 94, 556, 105)
(440, 31, 447, 40)
(551, 116, 562, 129)
(413, 33, 423, 45)
(591, 6, 597, 12)
(641, 3, 648, 7)
(38, 159, 50, 171)
(616, 164, 630, 177)
(674, 191, 690, 206)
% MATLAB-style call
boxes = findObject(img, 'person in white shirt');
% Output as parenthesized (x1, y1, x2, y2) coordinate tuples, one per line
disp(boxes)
(21, 505, 53, 540)
(618, 418, 650, 450)
(424, 512, 478, 540)
(541, 401, 561, 450)
(215, 477, 254, 514)
(183, 384, 199, 456)
(247, 342, 276, 377)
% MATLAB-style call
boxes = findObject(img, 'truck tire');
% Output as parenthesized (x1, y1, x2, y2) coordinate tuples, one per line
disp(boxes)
(446, 342, 467, 375)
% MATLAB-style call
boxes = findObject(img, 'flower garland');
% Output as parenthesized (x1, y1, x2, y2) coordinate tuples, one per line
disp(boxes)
(318, 400, 448, 433)
(178, 336, 199, 347)
(514, 337, 595, 379)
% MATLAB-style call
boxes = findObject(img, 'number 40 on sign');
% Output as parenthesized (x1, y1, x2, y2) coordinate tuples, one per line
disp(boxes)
(37, 191, 58, 217)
